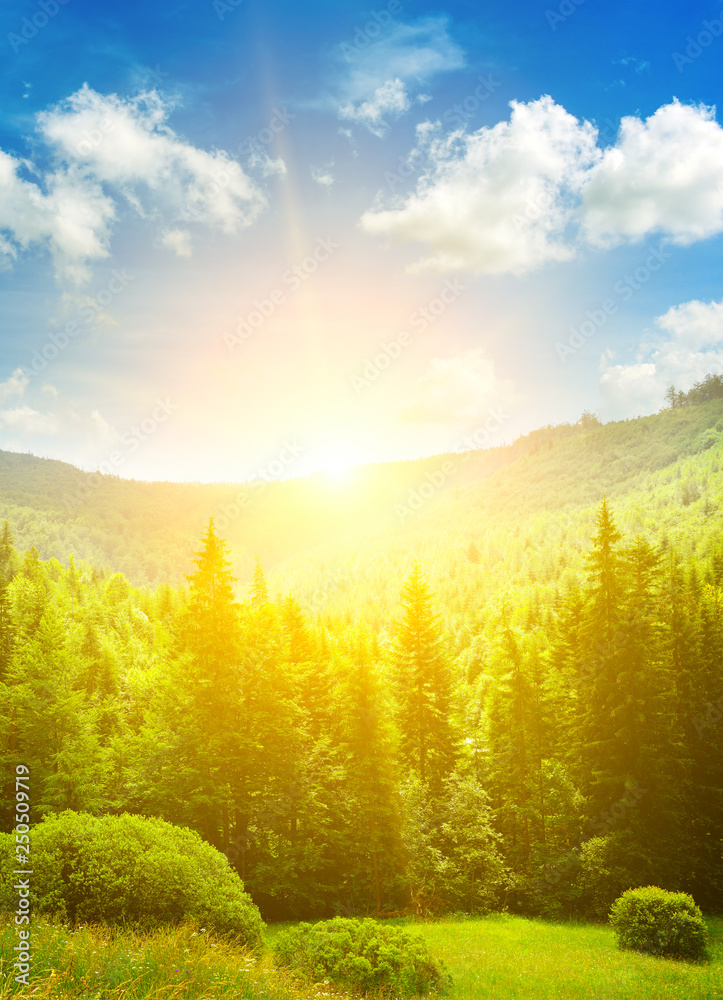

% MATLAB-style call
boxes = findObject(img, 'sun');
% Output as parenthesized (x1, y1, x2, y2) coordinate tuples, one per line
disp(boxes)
(313, 448, 358, 484)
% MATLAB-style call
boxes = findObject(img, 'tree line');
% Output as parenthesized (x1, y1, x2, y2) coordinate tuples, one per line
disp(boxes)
(0, 503, 721, 920)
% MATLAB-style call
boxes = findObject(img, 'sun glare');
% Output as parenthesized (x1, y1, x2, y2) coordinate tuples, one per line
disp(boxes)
(314, 449, 357, 484)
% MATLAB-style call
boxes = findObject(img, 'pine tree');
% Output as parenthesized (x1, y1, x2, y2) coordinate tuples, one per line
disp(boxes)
(281, 595, 315, 663)
(392, 564, 456, 792)
(0, 521, 15, 582)
(336, 627, 404, 911)
(177, 519, 242, 844)
(486, 620, 548, 867)
(249, 557, 269, 608)
(618, 538, 682, 880)
(577, 499, 627, 814)
(683, 582, 723, 907)
(0, 580, 14, 680)
(1, 607, 107, 816)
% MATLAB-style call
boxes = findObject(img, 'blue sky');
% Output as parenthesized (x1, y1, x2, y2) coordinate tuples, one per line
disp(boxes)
(0, 0, 721, 482)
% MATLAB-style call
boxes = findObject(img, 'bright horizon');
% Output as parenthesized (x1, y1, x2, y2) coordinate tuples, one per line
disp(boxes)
(1, 0, 722, 483)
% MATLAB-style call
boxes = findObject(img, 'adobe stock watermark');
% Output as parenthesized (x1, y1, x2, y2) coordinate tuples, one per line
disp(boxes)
(8, 0, 69, 54)
(223, 237, 339, 352)
(225, 779, 307, 866)
(693, 695, 723, 738)
(340, 0, 403, 62)
(13, 765, 32, 987)
(385, 77, 501, 191)
(22, 269, 134, 380)
(181, 167, 237, 224)
(237, 107, 295, 163)
(213, 0, 243, 21)
(545, 0, 588, 31)
(63, 398, 179, 509)
(215, 440, 306, 531)
(672, 10, 723, 72)
(311, 565, 354, 612)
(439, 74, 502, 130)
(75, 116, 114, 157)
(534, 780, 647, 900)
(350, 278, 466, 393)
(555, 243, 672, 362)
(511, 189, 556, 235)
(395, 409, 509, 521)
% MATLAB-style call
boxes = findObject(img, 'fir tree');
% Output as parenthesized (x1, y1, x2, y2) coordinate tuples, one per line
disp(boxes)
(336, 628, 404, 911)
(249, 557, 269, 608)
(392, 564, 456, 792)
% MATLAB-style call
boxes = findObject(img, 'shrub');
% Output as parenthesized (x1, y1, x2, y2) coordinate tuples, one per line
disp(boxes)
(577, 832, 653, 920)
(272, 917, 452, 996)
(609, 886, 709, 961)
(0, 811, 264, 949)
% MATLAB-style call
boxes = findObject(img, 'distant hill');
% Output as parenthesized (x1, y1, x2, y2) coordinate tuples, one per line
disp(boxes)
(1, 400, 722, 608)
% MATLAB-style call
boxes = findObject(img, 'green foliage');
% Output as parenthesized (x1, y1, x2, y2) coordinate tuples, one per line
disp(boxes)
(665, 375, 723, 410)
(693, 428, 721, 452)
(0, 811, 264, 948)
(0, 914, 309, 1000)
(436, 770, 511, 914)
(2, 397, 723, 923)
(271, 917, 452, 997)
(609, 886, 709, 961)
(393, 564, 456, 792)
(577, 833, 654, 921)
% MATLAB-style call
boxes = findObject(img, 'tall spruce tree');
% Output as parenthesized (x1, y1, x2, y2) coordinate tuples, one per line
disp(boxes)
(178, 519, 241, 844)
(578, 499, 627, 814)
(336, 627, 404, 912)
(392, 564, 456, 793)
(250, 558, 269, 608)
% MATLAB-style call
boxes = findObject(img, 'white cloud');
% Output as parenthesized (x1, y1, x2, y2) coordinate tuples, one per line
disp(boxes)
(657, 298, 723, 350)
(0, 233, 17, 269)
(333, 16, 465, 136)
(311, 164, 335, 188)
(0, 151, 116, 284)
(0, 368, 30, 402)
(90, 408, 120, 446)
(361, 97, 723, 276)
(0, 406, 59, 435)
(581, 100, 723, 246)
(400, 348, 515, 422)
(361, 96, 599, 275)
(160, 228, 192, 257)
(0, 85, 267, 284)
(0, 381, 121, 457)
(600, 298, 723, 413)
(38, 85, 266, 234)
(340, 78, 411, 137)
(247, 150, 287, 178)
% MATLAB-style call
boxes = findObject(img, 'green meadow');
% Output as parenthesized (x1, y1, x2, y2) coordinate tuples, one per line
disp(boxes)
(3, 914, 722, 999)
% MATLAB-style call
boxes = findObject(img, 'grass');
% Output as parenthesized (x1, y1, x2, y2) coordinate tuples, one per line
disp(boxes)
(0, 917, 327, 1000)
(3, 913, 722, 999)
(402, 913, 723, 1000)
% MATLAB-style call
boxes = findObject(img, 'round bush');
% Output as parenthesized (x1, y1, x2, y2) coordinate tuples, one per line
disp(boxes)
(272, 917, 451, 997)
(609, 886, 708, 961)
(0, 811, 263, 949)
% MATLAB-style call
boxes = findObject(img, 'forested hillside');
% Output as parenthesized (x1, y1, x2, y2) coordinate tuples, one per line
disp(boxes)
(2, 394, 722, 592)
(1, 391, 722, 922)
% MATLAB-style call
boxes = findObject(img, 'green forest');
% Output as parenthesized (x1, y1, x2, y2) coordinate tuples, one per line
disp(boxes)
(1, 384, 722, 929)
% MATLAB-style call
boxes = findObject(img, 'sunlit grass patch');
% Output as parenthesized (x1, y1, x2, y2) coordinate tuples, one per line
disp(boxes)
(406, 913, 723, 1000)
(0, 915, 312, 1000)
(4, 912, 722, 1000)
